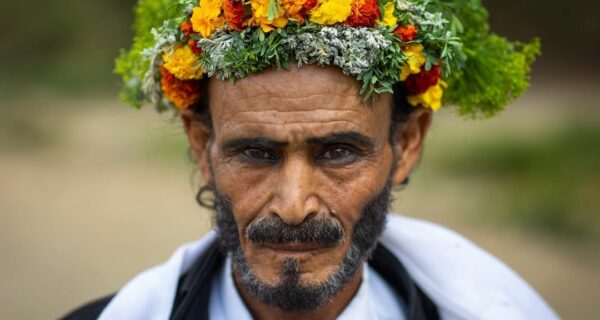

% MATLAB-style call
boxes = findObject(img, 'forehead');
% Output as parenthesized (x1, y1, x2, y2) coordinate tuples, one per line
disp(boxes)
(208, 65, 392, 143)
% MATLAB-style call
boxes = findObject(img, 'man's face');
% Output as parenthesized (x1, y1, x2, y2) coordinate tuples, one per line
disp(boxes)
(190, 64, 419, 309)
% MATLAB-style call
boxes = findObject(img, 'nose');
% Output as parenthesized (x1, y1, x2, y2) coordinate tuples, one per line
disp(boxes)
(269, 154, 323, 225)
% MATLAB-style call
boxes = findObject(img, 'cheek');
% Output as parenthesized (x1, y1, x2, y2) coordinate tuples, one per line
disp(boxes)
(320, 148, 394, 228)
(211, 159, 274, 228)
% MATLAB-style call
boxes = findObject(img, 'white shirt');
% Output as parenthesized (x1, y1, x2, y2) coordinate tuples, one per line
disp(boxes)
(208, 257, 407, 320)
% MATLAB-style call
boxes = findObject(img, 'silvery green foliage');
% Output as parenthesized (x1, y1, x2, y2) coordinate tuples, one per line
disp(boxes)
(287, 26, 391, 76)
(141, 47, 171, 108)
(397, 0, 448, 38)
(196, 31, 243, 79)
(140, 20, 181, 109)
(178, 0, 196, 15)
(142, 20, 181, 59)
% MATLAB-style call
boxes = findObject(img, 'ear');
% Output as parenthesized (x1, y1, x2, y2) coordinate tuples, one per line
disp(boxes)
(390, 107, 433, 187)
(181, 108, 213, 186)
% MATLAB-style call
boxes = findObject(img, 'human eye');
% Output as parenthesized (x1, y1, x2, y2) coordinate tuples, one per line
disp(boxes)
(238, 148, 279, 163)
(316, 145, 358, 165)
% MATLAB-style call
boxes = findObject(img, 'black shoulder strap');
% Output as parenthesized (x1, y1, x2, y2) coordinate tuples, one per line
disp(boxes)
(170, 239, 223, 320)
(60, 294, 115, 320)
(370, 243, 440, 320)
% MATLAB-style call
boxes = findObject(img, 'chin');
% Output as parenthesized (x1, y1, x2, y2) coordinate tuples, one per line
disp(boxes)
(235, 249, 358, 312)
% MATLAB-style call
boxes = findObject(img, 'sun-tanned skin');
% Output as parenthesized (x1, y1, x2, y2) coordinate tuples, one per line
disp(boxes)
(182, 64, 432, 320)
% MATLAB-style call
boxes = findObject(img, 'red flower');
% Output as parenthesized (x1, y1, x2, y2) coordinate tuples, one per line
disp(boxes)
(344, 0, 380, 28)
(404, 65, 441, 95)
(180, 20, 194, 37)
(160, 67, 202, 109)
(300, 0, 318, 16)
(393, 24, 418, 42)
(223, 0, 246, 31)
(187, 39, 203, 55)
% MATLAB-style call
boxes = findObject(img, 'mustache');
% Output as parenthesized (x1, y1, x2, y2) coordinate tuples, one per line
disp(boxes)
(245, 215, 345, 246)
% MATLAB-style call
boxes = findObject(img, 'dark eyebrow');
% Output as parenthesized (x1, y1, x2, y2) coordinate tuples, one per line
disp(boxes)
(221, 137, 288, 151)
(306, 132, 375, 150)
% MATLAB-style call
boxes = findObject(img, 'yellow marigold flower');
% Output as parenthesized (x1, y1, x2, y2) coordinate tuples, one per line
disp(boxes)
(247, 0, 289, 32)
(162, 45, 204, 80)
(400, 44, 426, 81)
(191, 0, 225, 38)
(377, 2, 397, 27)
(309, 0, 353, 25)
(407, 80, 447, 111)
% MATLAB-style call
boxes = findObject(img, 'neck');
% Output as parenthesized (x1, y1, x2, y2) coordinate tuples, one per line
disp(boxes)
(232, 263, 364, 320)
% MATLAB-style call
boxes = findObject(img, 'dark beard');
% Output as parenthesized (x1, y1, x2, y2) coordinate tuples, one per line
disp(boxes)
(213, 181, 392, 312)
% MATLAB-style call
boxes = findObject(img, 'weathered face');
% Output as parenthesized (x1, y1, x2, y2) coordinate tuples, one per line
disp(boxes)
(183, 64, 431, 309)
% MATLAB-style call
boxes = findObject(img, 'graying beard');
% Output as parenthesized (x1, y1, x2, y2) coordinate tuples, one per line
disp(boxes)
(213, 182, 391, 312)
(230, 239, 365, 311)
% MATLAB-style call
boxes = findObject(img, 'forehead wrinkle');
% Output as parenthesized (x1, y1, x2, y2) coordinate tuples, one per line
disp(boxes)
(226, 65, 361, 96)
(221, 119, 366, 130)
(214, 108, 374, 135)
(217, 120, 373, 145)
(222, 107, 368, 125)
(218, 93, 373, 114)
(231, 109, 366, 120)
(221, 92, 366, 102)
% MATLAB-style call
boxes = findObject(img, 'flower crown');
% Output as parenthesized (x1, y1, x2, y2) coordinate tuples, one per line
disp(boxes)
(116, 0, 540, 118)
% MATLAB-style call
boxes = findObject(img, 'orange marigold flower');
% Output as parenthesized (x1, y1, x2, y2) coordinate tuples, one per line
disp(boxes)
(180, 20, 194, 36)
(160, 67, 202, 110)
(302, 0, 318, 13)
(187, 39, 203, 55)
(394, 24, 418, 42)
(343, 0, 380, 28)
(281, 0, 309, 23)
(223, 0, 246, 31)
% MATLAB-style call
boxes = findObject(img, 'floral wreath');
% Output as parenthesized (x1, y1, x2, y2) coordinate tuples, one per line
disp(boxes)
(116, 0, 540, 118)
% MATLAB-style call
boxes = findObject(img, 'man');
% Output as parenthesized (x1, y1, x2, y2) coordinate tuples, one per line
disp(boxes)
(64, 0, 557, 318)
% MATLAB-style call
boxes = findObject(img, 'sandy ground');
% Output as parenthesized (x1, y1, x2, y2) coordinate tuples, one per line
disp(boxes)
(1, 83, 599, 319)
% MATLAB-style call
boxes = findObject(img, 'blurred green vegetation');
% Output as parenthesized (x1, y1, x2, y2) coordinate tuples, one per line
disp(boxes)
(435, 123, 600, 239)
(0, 0, 136, 96)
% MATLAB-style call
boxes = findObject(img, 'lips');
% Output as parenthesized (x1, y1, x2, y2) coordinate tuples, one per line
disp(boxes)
(262, 242, 330, 255)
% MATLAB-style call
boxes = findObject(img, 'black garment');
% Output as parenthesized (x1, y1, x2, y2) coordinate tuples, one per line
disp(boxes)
(62, 242, 439, 320)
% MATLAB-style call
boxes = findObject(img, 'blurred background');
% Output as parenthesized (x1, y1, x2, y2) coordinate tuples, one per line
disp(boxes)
(0, 0, 598, 318)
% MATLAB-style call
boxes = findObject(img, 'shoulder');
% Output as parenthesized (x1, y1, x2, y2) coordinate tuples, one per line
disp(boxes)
(61, 231, 219, 320)
(381, 214, 559, 320)
(60, 294, 115, 320)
